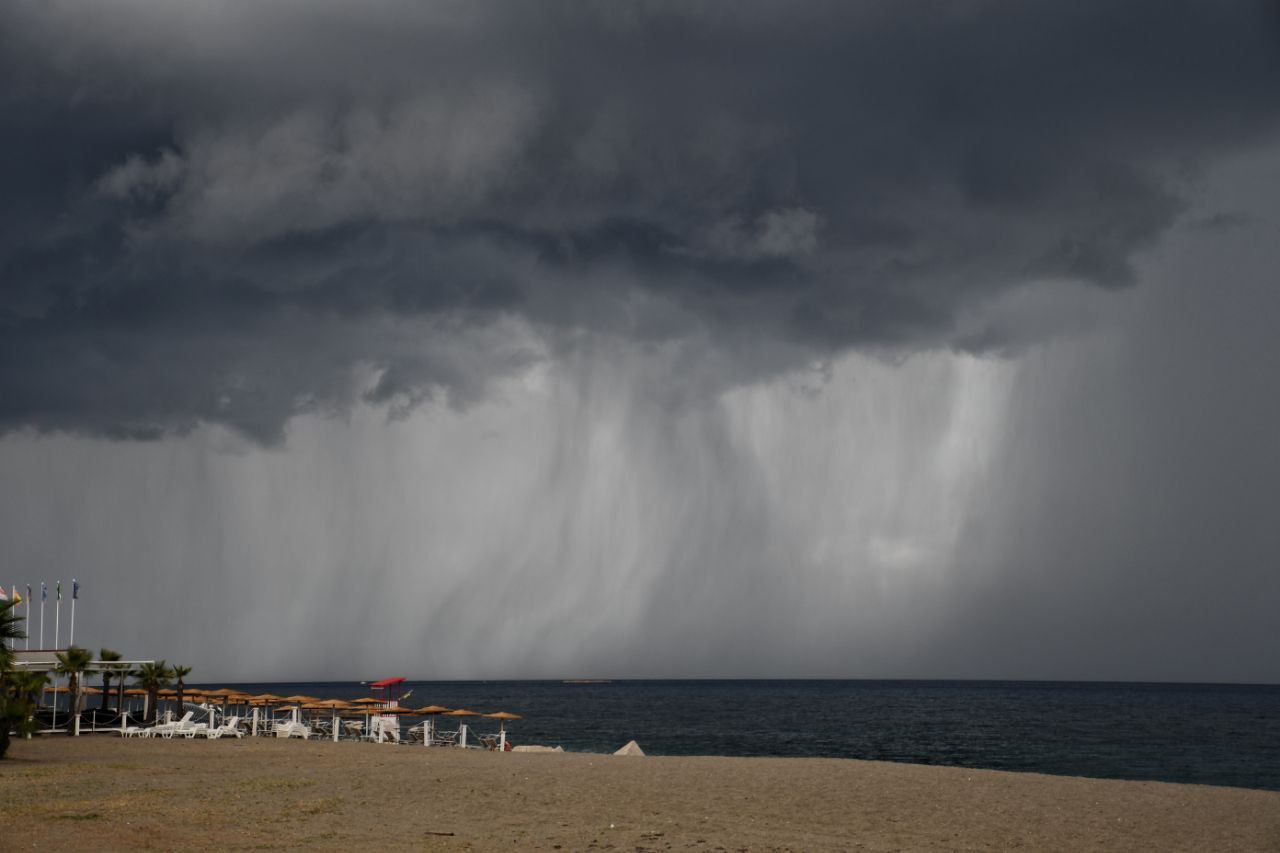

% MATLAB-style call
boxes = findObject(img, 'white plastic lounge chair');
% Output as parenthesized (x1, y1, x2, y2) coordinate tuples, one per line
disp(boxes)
(208, 716, 243, 739)
(181, 722, 209, 738)
(273, 720, 311, 739)
(147, 711, 195, 739)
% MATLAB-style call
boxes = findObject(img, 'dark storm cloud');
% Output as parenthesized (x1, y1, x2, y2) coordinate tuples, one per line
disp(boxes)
(3, 1, 1279, 440)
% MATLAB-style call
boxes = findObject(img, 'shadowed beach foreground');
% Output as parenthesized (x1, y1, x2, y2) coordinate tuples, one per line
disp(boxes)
(2, 738, 1278, 851)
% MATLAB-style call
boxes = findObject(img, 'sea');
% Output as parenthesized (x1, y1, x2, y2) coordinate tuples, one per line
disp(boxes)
(194, 679, 1280, 792)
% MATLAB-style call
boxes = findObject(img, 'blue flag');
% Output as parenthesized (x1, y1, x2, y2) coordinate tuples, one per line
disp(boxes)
(72, 579, 79, 600)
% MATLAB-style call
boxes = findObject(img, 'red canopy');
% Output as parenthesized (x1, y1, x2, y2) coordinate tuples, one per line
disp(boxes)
(369, 677, 405, 688)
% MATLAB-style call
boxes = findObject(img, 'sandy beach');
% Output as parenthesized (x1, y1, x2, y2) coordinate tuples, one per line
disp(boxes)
(2, 737, 1277, 851)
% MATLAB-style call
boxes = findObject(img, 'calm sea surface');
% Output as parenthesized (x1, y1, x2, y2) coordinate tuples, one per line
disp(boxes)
(195, 680, 1280, 791)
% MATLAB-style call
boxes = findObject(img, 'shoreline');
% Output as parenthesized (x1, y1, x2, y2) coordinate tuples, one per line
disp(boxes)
(4, 737, 1278, 850)
(22, 725, 1280, 796)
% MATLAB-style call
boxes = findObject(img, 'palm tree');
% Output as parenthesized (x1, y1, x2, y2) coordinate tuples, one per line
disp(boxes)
(0, 599, 24, 681)
(9, 669, 49, 740)
(0, 600, 27, 758)
(98, 649, 122, 711)
(134, 661, 172, 723)
(54, 646, 93, 736)
(171, 665, 193, 711)
(10, 669, 49, 709)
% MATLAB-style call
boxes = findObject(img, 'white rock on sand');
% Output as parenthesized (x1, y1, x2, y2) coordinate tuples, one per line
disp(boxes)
(512, 745, 564, 753)
(613, 740, 645, 756)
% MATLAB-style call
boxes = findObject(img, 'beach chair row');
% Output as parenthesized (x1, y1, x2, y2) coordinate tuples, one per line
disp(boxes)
(121, 711, 244, 740)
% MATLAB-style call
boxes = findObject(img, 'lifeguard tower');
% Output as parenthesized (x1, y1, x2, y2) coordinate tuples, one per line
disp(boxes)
(366, 677, 408, 743)
(368, 676, 408, 709)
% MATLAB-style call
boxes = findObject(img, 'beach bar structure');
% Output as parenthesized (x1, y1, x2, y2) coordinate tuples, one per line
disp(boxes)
(11, 650, 157, 736)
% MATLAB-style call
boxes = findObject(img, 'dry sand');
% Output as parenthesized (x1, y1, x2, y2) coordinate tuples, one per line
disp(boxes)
(2, 736, 1277, 851)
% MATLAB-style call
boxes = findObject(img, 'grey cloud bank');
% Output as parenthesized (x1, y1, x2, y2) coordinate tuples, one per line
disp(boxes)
(3, 1, 1279, 439)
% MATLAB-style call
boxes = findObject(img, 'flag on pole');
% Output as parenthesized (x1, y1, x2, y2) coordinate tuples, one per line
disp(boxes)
(72, 580, 79, 600)
(56, 581, 61, 601)
(11, 586, 21, 605)
(0, 587, 7, 602)
(41, 582, 47, 601)
(26, 584, 32, 603)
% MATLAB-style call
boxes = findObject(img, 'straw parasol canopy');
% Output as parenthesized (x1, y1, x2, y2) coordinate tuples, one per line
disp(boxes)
(82, 686, 102, 695)
(484, 711, 522, 721)
(158, 689, 178, 698)
(43, 685, 70, 693)
(349, 697, 384, 706)
(314, 699, 355, 710)
(124, 688, 147, 696)
(202, 688, 238, 697)
(414, 705, 451, 715)
(248, 693, 284, 703)
(282, 695, 320, 704)
(445, 709, 481, 717)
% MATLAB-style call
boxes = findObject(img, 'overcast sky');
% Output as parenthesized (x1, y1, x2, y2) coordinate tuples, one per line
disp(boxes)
(2, 1, 1278, 682)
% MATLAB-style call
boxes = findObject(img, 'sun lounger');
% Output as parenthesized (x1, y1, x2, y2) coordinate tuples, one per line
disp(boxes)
(208, 716, 243, 739)
(273, 720, 311, 739)
(147, 711, 196, 739)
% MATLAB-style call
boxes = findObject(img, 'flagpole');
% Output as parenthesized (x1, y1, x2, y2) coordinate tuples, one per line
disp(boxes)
(39, 584, 45, 650)
(54, 581, 61, 651)
(26, 586, 31, 650)
(69, 579, 77, 647)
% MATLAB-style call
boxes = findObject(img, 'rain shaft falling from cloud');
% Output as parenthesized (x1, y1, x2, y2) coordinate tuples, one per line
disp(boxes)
(0, 344, 1013, 681)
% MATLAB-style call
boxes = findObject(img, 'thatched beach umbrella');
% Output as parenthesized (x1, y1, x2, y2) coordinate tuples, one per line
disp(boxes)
(408, 705, 450, 746)
(484, 711, 521, 750)
(312, 699, 355, 741)
(122, 687, 148, 715)
(349, 697, 385, 735)
(444, 709, 482, 748)
(158, 688, 179, 712)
